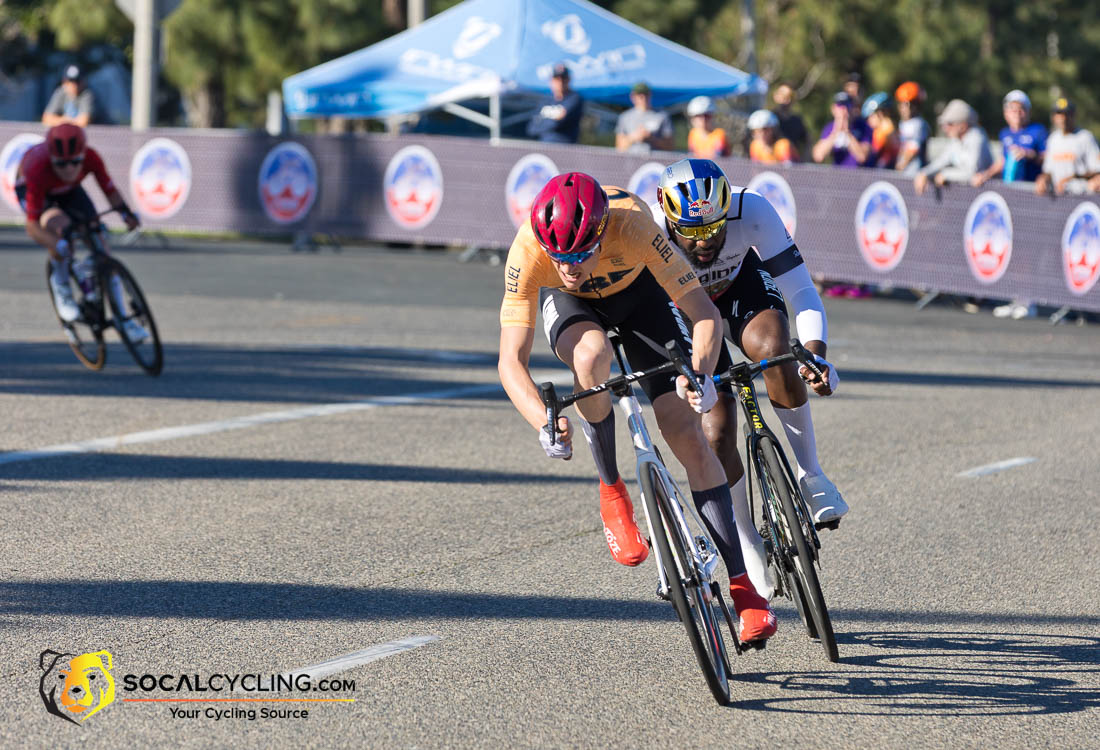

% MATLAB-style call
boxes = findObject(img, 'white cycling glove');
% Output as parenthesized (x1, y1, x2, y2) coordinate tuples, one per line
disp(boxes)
(801, 354, 840, 394)
(539, 425, 572, 459)
(676, 373, 718, 414)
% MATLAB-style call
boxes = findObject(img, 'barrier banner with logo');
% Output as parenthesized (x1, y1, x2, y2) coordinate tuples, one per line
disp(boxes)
(1, 122, 1097, 312)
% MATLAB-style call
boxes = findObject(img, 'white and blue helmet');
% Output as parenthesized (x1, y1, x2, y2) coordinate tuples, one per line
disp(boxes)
(657, 158, 731, 228)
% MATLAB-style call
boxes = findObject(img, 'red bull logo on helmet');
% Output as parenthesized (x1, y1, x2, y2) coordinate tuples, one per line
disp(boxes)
(129, 138, 191, 219)
(0, 133, 44, 212)
(963, 192, 1012, 284)
(687, 199, 715, 219)
(505, 153, 558, 229)
(384, 145, 444, 229)
(1062, 202, 1100, 296)
(258, 142, 318, 225)
(855, 181, 909, 272)
(747, 171, 796, 238)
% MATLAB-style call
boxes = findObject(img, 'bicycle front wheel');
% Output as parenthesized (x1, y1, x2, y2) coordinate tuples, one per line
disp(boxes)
(640, 464, 731, 705)
(103, 257, 163, 376)
(44, 261, 105, 370)
(759, 437, 838, 662)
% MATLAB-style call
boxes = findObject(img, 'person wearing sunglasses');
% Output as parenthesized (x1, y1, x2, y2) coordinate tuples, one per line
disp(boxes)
(651, 158, 847, 600)
(15, 123, 139, 325)
(499, 172, 778, 643)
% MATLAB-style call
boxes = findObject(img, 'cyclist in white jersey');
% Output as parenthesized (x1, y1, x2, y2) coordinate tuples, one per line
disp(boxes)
(649, 158, 848, 599)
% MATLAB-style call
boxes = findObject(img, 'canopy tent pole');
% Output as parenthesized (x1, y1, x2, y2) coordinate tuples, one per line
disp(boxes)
(489, 93, 501, 144)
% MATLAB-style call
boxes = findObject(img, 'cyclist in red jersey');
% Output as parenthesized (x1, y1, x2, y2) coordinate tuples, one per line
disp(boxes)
(16, 123, 139, 325)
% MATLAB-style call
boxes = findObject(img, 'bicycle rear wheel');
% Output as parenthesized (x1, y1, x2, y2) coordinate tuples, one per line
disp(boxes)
(44, 261, 105, 371)
(640, 464, 731, 705)
(759, 437, 838, 662)
(103, 257, 163, 376)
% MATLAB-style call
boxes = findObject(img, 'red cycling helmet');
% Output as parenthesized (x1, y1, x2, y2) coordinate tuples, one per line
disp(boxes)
(46, 123, 86, 161)
(530, 172, 610, 264)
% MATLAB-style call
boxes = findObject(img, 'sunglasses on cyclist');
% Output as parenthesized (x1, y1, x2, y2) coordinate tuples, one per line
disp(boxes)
(673, 218, 726, 241)
(52, 156, 84, 168)
(550, 243, 599, 266)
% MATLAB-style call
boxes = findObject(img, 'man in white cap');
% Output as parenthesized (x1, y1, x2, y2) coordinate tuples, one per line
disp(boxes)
(972, 90, 1047, 187)
(913, 99, 992, 195)
(42, 64, 97, 128)
(686, 96, 730, 159)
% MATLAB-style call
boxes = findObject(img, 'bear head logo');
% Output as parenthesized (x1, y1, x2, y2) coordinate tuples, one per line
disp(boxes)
(39, 649, 116, 725)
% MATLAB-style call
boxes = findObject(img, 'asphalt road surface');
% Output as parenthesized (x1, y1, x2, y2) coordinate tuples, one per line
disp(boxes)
(1, 228, 1098, 748)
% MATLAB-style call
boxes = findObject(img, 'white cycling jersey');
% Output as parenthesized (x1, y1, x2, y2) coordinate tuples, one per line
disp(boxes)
(649, 187, 828, 344)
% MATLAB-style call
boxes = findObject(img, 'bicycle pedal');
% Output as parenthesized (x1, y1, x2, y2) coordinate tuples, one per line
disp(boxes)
(739, 639, 767, 651)
(815, 519, 840, 531)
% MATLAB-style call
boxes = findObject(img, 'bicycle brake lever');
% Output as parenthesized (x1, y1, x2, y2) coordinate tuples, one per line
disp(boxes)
(538, 382, 558, 445)
(665, 339, 700, 393)
(789, 338, 824, 381)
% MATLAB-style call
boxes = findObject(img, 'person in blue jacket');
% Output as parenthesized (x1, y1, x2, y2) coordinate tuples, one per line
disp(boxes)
(527, 63, 583, 144)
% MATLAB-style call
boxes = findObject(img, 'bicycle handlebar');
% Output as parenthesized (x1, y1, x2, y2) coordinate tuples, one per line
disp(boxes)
(537, 338, 694, 446)
(62, 207, 129, 240)
(713, 338, 824, 387)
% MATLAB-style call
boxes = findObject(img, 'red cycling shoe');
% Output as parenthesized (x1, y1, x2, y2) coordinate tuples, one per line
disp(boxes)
(599, 478, 649, 566)
(729, 572, 778, 643)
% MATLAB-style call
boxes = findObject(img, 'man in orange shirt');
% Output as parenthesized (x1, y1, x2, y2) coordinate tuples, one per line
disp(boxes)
(498, 172, 777, 643)
(687, 96, 731, 159)
(747, 109, 798, 163)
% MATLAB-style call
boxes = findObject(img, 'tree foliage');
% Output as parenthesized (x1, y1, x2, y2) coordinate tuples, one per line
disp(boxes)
(5, 0, 1099, 135)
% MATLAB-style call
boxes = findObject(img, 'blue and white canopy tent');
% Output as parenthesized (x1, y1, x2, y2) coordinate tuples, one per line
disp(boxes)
(282, 0, 767, 139)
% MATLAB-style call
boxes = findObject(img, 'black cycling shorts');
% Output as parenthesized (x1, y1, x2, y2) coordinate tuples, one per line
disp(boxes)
(15, 183, 97, 223)
(713, 251, 788, 391)
(539, 268, 693, 403)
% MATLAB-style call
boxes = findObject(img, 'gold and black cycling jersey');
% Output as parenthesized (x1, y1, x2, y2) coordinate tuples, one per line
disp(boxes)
(500, 186, 700, 328)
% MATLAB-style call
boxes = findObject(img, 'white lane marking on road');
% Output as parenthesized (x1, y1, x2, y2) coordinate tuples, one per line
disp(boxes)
(0, 368, 571, 467)
(280, 636, 440, 683)
(957, 457, 1037, 478)
(246, 635, 441, 692)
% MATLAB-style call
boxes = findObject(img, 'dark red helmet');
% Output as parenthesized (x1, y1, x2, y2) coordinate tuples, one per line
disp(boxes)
(46, 123, 86, 161)
(530, 172, 610, 263)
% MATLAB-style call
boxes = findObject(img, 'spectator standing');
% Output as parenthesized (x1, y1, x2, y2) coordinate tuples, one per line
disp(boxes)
(686, 96, 731, 159)
(844, 72, 864, 113)
(771, 83, 808, 155)
(812, 92, 872, 167)
(972, 90, 1046, 187)
(863, 93, 900, 169)
(894, 81, 930, 174)
(913, 99, 993, 195)
(527, 63, 583, 144)
(747, 109, 798, 163)
(42, 65, 96, 128)
(615, 82, 674, 154)
(1035, 98, 1100, 196)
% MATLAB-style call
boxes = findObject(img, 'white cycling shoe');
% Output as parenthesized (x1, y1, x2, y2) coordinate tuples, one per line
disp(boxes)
(799, 473, 849, 525)
(50, 274, 80, 323)
(120, 318, 150, 343)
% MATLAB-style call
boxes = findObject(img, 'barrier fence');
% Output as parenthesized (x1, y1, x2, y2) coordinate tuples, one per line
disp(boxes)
(2, 122, 1098, 312)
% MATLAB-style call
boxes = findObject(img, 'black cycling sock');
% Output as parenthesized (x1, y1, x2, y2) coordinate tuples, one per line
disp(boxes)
(579, 411, 619, 486)
(692, 484, 746, 577)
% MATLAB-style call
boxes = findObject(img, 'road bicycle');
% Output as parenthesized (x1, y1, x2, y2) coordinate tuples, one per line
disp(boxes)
(539, 332, 754, 706)
(44, 209, 163, 376)
(713, 339, 838, 662)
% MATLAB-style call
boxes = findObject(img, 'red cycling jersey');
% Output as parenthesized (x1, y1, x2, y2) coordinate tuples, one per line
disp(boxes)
(16, 143, 116, 222)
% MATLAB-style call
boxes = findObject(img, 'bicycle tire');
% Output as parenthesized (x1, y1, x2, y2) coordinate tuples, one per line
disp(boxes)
(103, 257, 163, 376)
(759, 437, 838, 662)
(640, 464, 732, 705)
(44, 261, 106, 371)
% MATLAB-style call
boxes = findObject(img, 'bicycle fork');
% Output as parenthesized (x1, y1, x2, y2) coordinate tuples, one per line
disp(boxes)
(613, 393, 720, 601)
